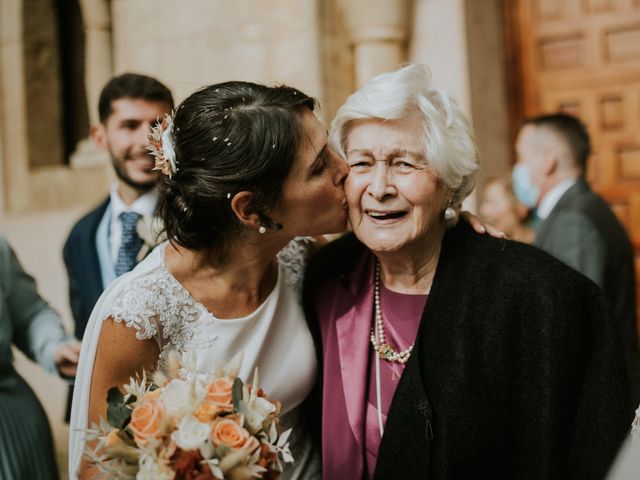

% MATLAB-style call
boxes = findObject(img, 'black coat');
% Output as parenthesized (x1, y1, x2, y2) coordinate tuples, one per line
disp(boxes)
(303, 221, 632, 480)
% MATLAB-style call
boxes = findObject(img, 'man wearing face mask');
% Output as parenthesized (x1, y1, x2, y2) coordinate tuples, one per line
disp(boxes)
(512, 112, 639, 405)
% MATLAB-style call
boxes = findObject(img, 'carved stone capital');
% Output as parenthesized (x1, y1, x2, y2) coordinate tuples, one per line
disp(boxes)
(340, 0, 411, 86)
(342, 0, 411, 44)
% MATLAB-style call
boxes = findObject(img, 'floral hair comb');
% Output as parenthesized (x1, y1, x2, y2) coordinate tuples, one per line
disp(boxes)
(148, 112, 177, 178)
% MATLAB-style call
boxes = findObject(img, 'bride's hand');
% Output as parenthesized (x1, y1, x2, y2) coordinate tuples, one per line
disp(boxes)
(461, 211, 507, 239)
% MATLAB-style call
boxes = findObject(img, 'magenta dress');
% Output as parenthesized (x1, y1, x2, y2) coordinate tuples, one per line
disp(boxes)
(315, 253, 428, 479)
(364, 285, 426, 478)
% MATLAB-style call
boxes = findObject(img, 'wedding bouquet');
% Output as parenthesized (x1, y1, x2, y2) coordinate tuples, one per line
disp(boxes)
(84, 352, 294, 479)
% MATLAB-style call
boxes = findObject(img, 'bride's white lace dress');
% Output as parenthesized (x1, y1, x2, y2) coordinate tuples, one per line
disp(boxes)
(68, 239, 320, 479)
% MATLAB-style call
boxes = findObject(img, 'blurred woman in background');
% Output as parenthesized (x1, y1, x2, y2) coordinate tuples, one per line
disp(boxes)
(479, 176, 534, 243)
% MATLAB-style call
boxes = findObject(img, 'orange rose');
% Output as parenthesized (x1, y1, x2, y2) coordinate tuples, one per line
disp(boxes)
(194, 399, 231, 423)
(128, 389, 166, 446)
(210, 415, 259, 454)
(205, 377, 234, 405)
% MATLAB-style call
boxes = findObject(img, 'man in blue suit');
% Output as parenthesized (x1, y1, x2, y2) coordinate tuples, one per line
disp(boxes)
(63, 73, 173, 418)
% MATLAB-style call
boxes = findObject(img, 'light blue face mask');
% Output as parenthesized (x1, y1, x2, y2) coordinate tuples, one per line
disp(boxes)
(512, 164, 540, 208)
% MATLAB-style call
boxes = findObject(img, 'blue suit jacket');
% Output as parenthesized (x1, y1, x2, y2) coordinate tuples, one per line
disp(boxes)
(63, 198, 109, 340)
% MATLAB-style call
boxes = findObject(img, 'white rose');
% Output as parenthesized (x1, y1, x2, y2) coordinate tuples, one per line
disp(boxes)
(137, 451, 174, 480)
(253, 396, 276, 417)
(171, 415, 214, 458)
(245, 396, 276, 433)
(161, 379, 197, 420)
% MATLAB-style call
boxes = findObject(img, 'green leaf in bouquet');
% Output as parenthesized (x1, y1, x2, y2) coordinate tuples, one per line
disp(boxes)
(107, 387, 124, 405)
(107, 404, 132, 430)
(232, 377, 244, 413)
(107, 387, 132, 429)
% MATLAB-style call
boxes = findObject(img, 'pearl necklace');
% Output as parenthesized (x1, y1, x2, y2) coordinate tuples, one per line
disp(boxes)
(370, 262, 414, 364)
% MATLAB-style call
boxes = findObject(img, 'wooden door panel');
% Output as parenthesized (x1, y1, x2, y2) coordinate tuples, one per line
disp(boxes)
(539, 82, 640, 192)
(505, 0, 640, 333)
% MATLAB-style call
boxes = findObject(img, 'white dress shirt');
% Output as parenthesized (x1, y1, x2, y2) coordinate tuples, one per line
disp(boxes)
(537, 178, 577, 220)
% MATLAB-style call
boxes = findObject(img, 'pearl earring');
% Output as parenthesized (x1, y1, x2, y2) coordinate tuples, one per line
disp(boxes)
(444, 201, 457, 221)
(258, 225, 267, 234)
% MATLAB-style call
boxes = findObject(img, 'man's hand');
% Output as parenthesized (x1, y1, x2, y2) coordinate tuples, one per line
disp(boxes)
(54, 340, 82, 378)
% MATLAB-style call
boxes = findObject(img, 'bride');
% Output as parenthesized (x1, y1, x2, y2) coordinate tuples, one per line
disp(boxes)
(69, 80, 349, 479)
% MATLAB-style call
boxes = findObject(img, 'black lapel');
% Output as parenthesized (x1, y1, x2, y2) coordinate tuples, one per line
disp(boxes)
(374, 343, 433, 479)
(374, 221, 494, 479)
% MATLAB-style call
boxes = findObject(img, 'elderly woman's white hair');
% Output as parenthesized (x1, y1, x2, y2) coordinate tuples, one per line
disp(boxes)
(330, 64, 479, 208)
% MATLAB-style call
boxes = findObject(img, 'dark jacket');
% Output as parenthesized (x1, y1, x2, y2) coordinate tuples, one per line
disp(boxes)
(304, 221, 632, 480)
(62, 198, 109, 340)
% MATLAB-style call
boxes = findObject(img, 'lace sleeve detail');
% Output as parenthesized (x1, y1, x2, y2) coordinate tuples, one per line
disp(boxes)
(633, 405, 640, 440)
(108, 264, 206, 361)
(110, 281, 160, 341)
(111, 292, 158, 340)
(277, 236, 315, 290)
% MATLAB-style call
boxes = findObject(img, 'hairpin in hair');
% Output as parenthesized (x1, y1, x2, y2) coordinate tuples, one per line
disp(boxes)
(148, 112, 177, 178)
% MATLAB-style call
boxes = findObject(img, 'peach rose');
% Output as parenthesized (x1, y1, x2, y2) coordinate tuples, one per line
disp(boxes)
(205, 377, 234, 405)
(128, 389, 166, 446)
(210, 415, 259, 455)
(194, 399, 231, 423)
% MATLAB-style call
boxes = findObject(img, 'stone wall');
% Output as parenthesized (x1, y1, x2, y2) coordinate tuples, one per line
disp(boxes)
(111, 0, 324, 111)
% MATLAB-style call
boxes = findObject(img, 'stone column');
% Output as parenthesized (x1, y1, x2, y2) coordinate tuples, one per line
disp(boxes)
(0, 0, 31, 211)
(73, 0, 112, 168)
(342, 0, 411, 87)
(79, 0, 112, 127)
(409, 0, 511, 212)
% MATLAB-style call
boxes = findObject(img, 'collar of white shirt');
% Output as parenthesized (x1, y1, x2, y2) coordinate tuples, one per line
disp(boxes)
(537, 177, 577, 220)
(109, 184, 158, 220)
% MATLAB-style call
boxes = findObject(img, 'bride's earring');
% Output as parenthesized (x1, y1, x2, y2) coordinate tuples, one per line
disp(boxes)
(258, 214, 283, 232)
(444, 200, 457, 222)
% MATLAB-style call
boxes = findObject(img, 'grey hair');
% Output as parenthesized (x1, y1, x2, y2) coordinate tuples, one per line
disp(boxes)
(329, 64, 479, 208)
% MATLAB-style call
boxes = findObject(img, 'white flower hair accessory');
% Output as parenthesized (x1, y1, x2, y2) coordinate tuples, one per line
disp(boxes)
(148, 112, 177, 178)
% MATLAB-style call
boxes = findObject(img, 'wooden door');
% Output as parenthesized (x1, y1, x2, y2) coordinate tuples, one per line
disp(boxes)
(504, 0, 640, 330)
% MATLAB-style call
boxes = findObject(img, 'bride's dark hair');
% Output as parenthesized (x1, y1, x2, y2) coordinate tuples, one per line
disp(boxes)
(156, 81, 317, 254)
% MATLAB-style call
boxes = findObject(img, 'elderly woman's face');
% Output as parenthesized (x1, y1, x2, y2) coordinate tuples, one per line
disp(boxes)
(344, 115, 450, 254)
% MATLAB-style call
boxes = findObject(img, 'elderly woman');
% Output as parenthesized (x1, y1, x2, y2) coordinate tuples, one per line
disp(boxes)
(303, 65, 632, 479)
